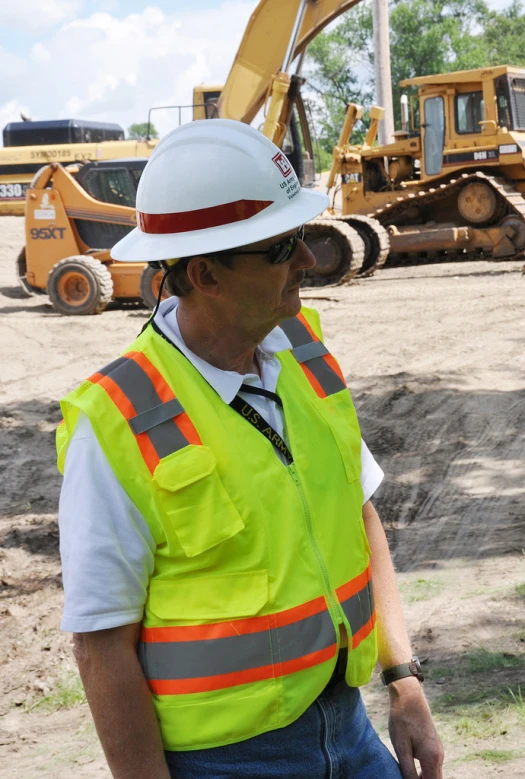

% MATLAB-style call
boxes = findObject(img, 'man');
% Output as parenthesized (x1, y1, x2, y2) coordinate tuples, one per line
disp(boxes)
(57, 119, 443, 779)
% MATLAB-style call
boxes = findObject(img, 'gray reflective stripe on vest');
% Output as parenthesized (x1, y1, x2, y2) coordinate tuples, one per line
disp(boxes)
(99, 357, 190, 458)
(139, 608, 335, 683)
(340, 581, 374, 637)
(280, 316, 312, 347)
(129, 397, 185, 435)
(292, 341, 329, 364)
(280, 317, 346, 396)
(97, 356, 129, 377)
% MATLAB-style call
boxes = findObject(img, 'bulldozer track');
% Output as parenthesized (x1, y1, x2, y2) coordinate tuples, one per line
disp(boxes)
(335, 214, 390, 276)
(369, 171, 525, 264)
(304, 219, 365, 287)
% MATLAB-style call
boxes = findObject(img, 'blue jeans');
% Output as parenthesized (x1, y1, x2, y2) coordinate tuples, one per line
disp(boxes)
(165, 658, 402, 778)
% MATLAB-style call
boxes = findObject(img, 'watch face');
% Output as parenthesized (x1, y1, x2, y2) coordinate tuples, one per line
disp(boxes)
(409, 657, 424, 681)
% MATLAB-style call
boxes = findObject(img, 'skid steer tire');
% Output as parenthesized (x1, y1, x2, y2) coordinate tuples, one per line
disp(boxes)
(47, 256, 113, 315)
(303, 219, 365, 287)
(140, 265, 170, 310)
(16, 247, 45, 296)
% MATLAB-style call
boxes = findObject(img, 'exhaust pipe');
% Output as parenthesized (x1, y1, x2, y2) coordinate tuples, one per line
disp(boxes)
(400, 94, 409, 133)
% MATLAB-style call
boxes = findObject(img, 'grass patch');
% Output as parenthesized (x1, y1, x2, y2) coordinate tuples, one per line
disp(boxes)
(434, 684, 525, 739)
(465, 749, 517, 763)
(29, 672, 86, 712)
(515, 583, 525, 598)
(398, 578, 444, 602)
(465, 648, 525, 673)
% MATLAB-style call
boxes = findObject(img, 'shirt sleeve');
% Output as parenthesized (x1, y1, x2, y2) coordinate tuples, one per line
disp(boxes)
(59, 413, 155, 633)
(360, 439, 384, 505)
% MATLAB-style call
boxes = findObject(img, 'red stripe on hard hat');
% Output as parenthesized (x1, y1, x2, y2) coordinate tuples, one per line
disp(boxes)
(137, 199, 274, 235)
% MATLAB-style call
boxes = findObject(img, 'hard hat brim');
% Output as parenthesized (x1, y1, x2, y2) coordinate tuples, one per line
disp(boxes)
(111, 188, 329, 263)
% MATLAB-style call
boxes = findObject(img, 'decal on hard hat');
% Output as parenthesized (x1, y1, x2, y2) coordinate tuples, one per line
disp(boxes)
(137, 198, 274, 235)
(272, 151, 293, 178)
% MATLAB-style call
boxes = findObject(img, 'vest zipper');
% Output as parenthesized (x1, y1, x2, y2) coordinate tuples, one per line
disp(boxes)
(288, 463, 343, 624)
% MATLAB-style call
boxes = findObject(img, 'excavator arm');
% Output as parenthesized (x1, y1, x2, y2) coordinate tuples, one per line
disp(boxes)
(217, 0, 364, 126)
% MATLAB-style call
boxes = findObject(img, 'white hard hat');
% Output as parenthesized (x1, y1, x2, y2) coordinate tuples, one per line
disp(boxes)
(111, 118, 328, 262)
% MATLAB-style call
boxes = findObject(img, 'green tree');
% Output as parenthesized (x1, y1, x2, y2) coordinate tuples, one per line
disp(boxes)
(127, 122, 159, 140)
(306, 0, 497, 142)
(482, 0, 525, 66)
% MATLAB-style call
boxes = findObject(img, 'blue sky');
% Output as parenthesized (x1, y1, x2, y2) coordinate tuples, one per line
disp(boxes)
(0, 0, 517, 142)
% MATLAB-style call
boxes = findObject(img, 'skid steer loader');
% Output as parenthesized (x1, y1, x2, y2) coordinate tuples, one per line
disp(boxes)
(18, 159, 166, 315)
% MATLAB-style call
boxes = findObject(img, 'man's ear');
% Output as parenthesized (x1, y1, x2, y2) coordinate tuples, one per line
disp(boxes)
(185, 256, 223, 298)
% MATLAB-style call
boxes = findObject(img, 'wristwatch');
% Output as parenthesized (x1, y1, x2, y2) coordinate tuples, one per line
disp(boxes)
(380, 656, 424, 686)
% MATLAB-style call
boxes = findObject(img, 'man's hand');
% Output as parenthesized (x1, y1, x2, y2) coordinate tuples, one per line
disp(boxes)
(388, 677, 444, 779)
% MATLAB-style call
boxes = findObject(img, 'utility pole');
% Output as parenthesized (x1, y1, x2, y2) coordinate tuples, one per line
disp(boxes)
(373, 0, 394, 146)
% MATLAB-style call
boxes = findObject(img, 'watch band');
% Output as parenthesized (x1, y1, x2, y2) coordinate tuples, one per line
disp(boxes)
(380, 656, 424, 686)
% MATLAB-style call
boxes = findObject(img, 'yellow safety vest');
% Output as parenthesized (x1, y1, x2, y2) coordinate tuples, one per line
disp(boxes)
(57, 307, 377, 751)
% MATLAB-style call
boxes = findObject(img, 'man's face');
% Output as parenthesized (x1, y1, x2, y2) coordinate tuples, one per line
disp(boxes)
(215, 228, 316, 330)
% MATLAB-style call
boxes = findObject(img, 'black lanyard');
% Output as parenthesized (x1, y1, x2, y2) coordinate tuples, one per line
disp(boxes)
(230, 393, 293, 464)
(149, 319, 293, 463)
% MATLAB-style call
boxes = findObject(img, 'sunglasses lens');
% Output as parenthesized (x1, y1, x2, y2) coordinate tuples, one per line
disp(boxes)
(268, 237, 293, 264)
(267, 226, 304, 264)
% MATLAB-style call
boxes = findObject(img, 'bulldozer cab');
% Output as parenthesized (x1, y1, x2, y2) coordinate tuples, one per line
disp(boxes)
(400, 66, 525, 181)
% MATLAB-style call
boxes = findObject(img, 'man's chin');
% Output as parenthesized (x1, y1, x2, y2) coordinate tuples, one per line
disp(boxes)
(281, 288, 302, 316)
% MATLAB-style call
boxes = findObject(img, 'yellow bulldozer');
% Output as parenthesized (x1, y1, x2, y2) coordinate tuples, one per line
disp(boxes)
(19, 159, 166, 314)
(17, 0, 371, 314)
(325, 65, 525, 273)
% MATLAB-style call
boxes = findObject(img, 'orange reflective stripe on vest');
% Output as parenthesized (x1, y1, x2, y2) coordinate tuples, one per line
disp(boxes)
(88, 351, 201, 473)
(280, 313, 347, 398)
(336, 563, 376, 649)
(138, 566, 372, 695)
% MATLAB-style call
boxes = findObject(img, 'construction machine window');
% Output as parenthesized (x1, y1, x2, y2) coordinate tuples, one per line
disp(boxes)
(496, 79, 512, 129)
(131, 168, 144, 186)
(455, 92, 484, 134)
(423, 96, 445, 176)
(82, 168, 137, 207)
(510, 78, 525, 131)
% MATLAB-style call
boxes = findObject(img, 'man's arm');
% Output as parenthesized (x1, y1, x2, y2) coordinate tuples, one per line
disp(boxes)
(73, 622, 171, 779)
(363, 500, 444, 779)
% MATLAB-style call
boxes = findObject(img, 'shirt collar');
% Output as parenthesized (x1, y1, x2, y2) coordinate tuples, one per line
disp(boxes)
(153, 297, 292, 405)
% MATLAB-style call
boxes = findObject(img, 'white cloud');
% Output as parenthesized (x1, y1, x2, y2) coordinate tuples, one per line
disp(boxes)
(1, 0, 83, 33)
(0, 2, 258, 142)
(31, 43, 52, 63)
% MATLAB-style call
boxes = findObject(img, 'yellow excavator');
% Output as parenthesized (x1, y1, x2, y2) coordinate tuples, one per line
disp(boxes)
(193, 0, 374, 286)
(325, 66, 525, 273)
(18, 0, 372, 312)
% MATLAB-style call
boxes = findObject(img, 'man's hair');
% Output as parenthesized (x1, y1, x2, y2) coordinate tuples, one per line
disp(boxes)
(162, 255, 234, 297)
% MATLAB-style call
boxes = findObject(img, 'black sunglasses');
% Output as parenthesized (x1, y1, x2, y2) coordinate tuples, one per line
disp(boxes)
(214, 225, 305, 265)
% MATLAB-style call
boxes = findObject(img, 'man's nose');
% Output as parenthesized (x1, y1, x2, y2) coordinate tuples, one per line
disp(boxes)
(292, 239, 316, 270)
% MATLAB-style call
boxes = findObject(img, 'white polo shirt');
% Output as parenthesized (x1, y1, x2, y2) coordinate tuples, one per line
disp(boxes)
(59, 299, 383, 633)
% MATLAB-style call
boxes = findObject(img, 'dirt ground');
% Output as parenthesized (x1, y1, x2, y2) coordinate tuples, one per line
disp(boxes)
(0, 215, 524, 778)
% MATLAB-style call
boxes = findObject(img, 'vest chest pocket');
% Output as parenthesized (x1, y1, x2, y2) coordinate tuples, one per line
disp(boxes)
(312, 392, 361, 484)
(153, 445, 245, 558)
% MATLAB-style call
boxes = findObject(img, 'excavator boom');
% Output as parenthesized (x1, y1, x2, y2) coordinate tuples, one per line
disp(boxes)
(218, 0, 363, 124)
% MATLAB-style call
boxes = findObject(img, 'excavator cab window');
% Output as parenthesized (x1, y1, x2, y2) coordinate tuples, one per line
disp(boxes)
(455, 92, 484, 134)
